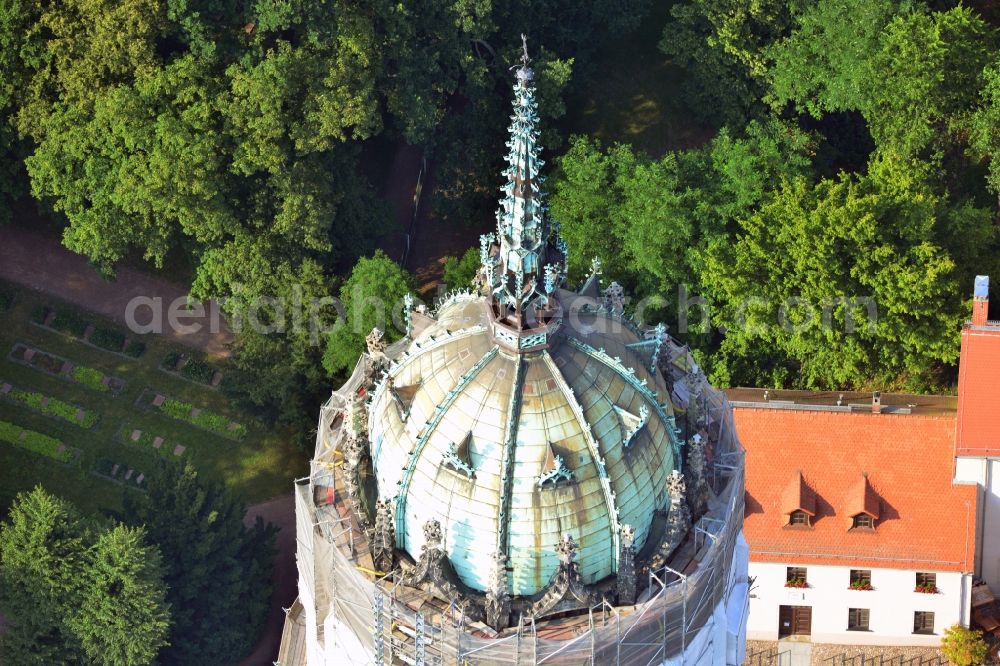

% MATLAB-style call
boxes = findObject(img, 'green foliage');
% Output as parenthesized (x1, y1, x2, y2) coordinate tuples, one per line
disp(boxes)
(0, 487, 86, 664)
(323, 251, 414, 376)
(702, 172, 964, 390)
(71, 366, 108, 392)
(6, 388, 98, 427)
(180, 358, 214, 384)
(767, 0, 898, 117)
(0, 420, 71, 462)
(940, 623, 988, 666)
(161, 351, 181, 371)
(89, 327, 126, 352)
(157, 397, 245, 439)
(550, 119, 813, 326)
(659, 0, 799, 125)
(122, 460, 277, 665)
(51, 310, 89, 337)
(68, 524, 171, 665)
(442, 247, 481, 290)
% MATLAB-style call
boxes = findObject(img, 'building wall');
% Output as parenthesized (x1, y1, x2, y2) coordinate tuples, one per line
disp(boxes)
(955, 457, 1000, 591)
(747, 562, 971, 646)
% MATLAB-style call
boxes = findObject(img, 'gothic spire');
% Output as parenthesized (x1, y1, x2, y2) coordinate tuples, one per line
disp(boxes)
(481, 35, 567, 327)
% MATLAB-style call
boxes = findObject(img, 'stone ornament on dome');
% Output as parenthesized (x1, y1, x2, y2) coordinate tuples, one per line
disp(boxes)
(372, 498, 396, 574)
(484, 550, 512, 631)
(604, 281, 625, 315)
(555, 533, 578, 566)
(617, 524, 637, 605)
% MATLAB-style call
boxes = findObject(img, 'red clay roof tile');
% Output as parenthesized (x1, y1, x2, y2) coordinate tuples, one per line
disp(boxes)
(956, 326, 1000, 457)
(735, 407, 977, 572)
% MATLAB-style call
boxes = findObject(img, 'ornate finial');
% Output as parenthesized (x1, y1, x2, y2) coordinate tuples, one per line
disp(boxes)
(521, 34, 530, 66)
(372, 498, 396, 573)
(403, 294, 414, 337)
(423, 519, 443, 551)
(590, 256, 602, 276)
(555, 533, 578, 566)
(366, 327, 386, 355)
(603, 282, 625, 315)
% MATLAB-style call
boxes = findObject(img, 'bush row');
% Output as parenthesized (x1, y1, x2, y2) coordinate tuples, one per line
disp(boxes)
(0, 420, 72, 463)
(157, 398, 246, 439)
(6, 388, 99, 428)
(31, 304, 145, 358)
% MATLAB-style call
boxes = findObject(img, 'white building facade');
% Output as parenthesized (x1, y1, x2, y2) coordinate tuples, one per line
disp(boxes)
(747, 562, 973, 645)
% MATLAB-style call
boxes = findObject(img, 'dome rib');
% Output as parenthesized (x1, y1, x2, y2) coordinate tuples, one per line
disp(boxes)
(395, 345, 500, 545)
(496, 355, 525, 555)
(540, 351, 622, 571)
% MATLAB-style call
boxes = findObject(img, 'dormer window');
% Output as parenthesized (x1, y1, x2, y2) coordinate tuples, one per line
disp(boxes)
(852, 514, 874, 529)
(847, 474, 880, 531)
(789, 510, 811, 526)
(782, 471, 816, 527)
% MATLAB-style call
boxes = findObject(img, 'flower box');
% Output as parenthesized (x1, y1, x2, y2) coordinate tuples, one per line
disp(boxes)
(915, 584, 939, 594)
(850, 580, 874, 591)
(785, 578, 808, 588)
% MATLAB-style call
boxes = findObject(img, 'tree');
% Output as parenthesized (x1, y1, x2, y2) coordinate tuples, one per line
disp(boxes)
(443, 247, 481, 290)
(767, 0, 898, 118)
(0, 487, 85, 664)
(323, 251, 414, 376)
(1, 487, 171, 666)
(550, 119, 813, 330)
(940, 624, 988, 666)
(68, 525, 171, 666)
(659, 0, 801, 125)
(702, 172, 964, 390)
(122, 460, 277, 665)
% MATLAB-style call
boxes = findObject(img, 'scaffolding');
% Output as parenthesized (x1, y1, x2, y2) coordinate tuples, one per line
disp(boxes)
(286, 329, 746, 666)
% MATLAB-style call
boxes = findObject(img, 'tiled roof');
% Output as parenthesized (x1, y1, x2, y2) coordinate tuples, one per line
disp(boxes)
(844, 475, 880, 527)
(735, 407, 977, 572)
(956, 325, 1000, 456)
(780, 471, 815, 517)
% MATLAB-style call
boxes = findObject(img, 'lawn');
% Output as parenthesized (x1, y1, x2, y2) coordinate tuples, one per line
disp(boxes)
(0, 281, 309, 517)
(560, 2, 715, 157)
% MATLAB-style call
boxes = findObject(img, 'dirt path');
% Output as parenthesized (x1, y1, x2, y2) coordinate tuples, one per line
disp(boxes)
(238, 494, 297, 666)
(0, 225, 233, 357)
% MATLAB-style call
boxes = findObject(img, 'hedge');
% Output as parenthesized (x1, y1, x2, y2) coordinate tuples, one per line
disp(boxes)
(0, 420, 71, 462)
(71, 366, 109, 392)
(89, 327, 125, 352)
(6, 388, 99, 428)
(161, 351, 182, 371)
(181, 358, 214, 384)
(51, 310, 88, 337)
(157, 398, 245, 439)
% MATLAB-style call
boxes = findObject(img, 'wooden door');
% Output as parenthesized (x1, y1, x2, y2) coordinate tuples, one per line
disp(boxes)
(778, 605, 812, 637)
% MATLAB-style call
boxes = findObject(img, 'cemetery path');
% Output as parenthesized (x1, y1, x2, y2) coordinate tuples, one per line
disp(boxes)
(239, 493, 296, 666)
(0, 225, 232, 357)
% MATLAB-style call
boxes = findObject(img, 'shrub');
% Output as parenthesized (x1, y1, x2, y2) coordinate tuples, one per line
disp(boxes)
(72, 366, 109, 392)
(124, 339, 146, 358)
(0, 290, 14, 310)
(32, 352, 65, 375)
(0, 420, 70, 462)
(51, 310, 89, 337)
(94, 457, 116, 476)
(940, 624, 988, 666)
(181, 358, 214, 384)
(161, 351, 182, 371)
(89, 327, 126, 352)
(31, 305, 51, 324)
(161, 399, 193, 420)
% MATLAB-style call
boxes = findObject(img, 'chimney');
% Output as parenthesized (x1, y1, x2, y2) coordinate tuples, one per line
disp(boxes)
(872, 391, 881, 414)
(973, 275, 990, 326)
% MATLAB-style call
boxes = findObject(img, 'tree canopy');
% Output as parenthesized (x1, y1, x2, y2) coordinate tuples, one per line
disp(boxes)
(0, 487, 170, 666)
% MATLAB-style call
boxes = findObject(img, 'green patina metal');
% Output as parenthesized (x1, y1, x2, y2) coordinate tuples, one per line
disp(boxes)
(540, 351, 621, 572)
(496, 354, 525, 555)
(393, 345, 500, 545)
(566, 336, 683, 464)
